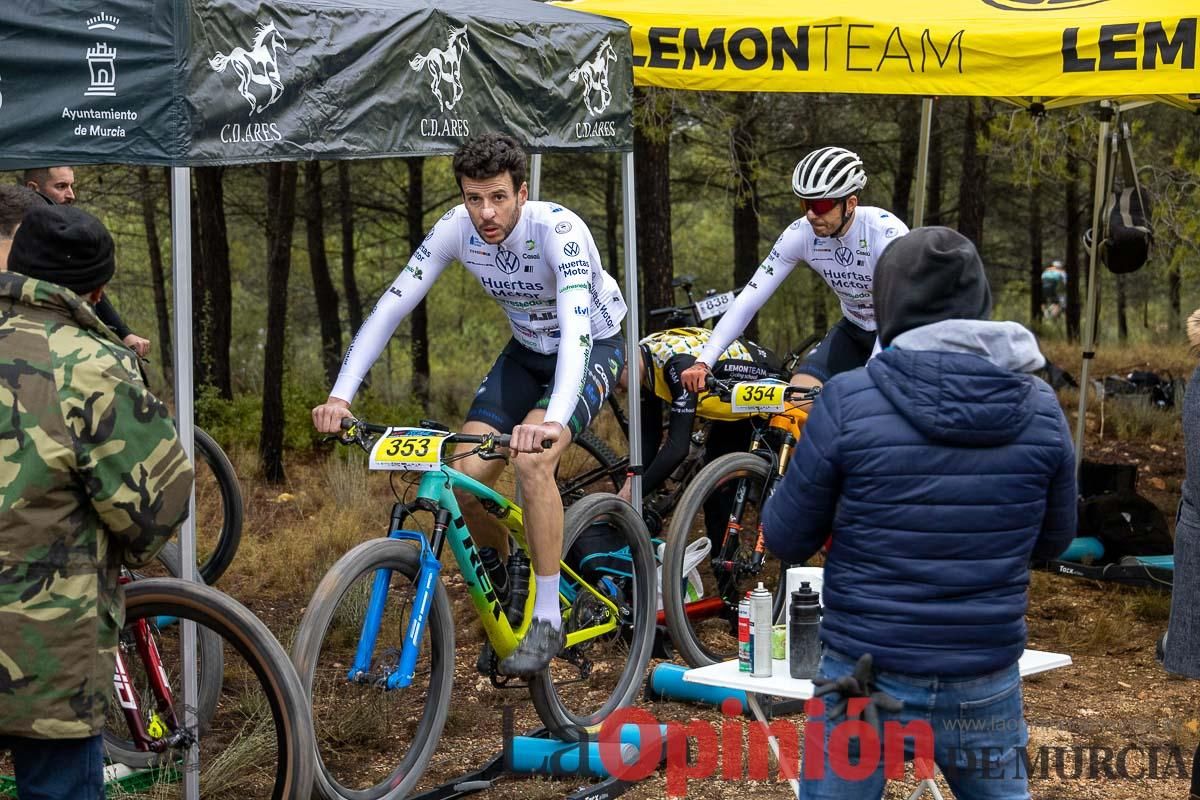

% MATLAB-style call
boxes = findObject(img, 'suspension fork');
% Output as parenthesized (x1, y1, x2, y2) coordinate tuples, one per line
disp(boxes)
(750, 432, 795, 571)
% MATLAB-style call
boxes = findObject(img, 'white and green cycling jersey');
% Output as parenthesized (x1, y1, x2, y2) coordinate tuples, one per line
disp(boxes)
(331, 200, 626, 427)
(697, 206, 908, 366)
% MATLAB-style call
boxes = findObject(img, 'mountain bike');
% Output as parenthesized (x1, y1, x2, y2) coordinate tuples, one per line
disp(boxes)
(290, 419, 656, 800)
(661, 376, 820, 667)
(102, 574, 315, 799)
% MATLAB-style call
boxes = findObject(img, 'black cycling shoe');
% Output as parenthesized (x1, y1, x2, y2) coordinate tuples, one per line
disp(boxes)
(498, 619, 565, 677)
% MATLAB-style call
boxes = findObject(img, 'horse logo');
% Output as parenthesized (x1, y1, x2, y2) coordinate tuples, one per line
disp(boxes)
(569, 39, 616, 117)
(410, 26, 470, 114)
(209, 21, 288, 116)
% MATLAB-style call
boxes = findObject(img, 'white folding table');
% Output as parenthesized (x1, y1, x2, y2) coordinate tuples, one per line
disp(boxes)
(683, 649, 1072, 799)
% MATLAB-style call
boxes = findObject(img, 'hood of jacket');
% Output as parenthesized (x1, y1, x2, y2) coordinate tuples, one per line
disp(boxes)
(867, 319, 1046, 446)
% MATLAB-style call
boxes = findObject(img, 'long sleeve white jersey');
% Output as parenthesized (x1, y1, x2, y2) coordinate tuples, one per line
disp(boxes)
(330, 201, 626, 428)
(697, 206, 908, 366)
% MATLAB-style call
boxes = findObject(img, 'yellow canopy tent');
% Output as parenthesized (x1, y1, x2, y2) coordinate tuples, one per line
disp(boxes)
(556, 0, 1199, 465)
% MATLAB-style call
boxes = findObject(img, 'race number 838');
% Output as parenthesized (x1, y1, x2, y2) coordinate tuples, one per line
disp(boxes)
(369, 428, 450, 471)
(730, 381, 786, 414)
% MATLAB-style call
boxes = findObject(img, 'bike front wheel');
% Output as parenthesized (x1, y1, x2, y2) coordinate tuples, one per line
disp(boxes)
(529, 493, 656, 741)
(291, 538, 455, 800)
(662, 451, 788, 668)
(111, 578, 315, 799)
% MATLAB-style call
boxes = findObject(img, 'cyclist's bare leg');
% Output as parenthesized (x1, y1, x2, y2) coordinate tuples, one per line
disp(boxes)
(509, 408, 574, 578)
(453, 420, 511, 556)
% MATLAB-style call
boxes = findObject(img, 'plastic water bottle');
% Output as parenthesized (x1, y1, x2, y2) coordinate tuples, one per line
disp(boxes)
(506, 551, 530, 626)
(749, 582, 773, 678)
(789, 582, 822, 679)
(478, 547, 509, 605)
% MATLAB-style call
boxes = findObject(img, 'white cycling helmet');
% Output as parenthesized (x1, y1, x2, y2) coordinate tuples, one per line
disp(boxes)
(792, 146, 868, 199)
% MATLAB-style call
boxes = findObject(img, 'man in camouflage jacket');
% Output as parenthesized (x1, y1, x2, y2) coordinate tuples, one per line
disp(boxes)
(0, 204, 193, 798)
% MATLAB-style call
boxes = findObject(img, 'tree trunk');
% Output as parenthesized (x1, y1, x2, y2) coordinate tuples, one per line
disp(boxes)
(605, 153, 620, 285)
(892, 98, 920, 225)
(1169, 249, 1182, 331)
(810, 270, 828, 334)
(337, 162, 364, 335)
(927, 113, 944, 226)
(1116, 274, 1128, 343)
(1028, 180, 1044, 325)
(956, 99, 989, 250)
(140, 165, 173, 386)
(191, 167, 233, 399)
(730, 95, 761, 341)
(1064, 154, 1082, 342)
(634, 87, 674, 331)
(305, 161, 343, 387)
(407, 158, 431, 406)
(260, 163, 299, 484)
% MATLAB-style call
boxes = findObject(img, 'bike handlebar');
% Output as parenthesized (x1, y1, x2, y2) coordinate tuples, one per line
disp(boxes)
(702, 375, 821, 404)
(337, 418, 553, 451)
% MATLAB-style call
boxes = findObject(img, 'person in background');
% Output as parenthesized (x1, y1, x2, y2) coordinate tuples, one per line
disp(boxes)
(1040, 259, 1068, 319)
(23, 166, 76, 205)
(0, 184, 43, 268)
(762, 226, 1076, 800)
(0, 204, 194, 800)
(1160, 308, 1200, 799)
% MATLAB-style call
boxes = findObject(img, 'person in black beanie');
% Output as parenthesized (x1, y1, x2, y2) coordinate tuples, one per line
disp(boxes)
(763, 226, 1076, 800)
(7, 204, 115, 297)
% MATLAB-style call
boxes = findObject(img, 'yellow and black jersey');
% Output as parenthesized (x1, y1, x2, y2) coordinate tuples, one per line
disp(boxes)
(641, 327, 784, 422)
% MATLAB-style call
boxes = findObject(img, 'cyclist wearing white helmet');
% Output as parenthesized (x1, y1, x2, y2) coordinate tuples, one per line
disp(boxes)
(682, 146, 909, 394)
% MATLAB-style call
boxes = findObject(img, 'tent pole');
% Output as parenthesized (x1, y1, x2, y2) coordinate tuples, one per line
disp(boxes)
(621, 151, 642, 510)
(529, 153, 543, 200)
(170, 166, 201, 800)
(1074, 109, 1114, 473)
(912, 97, 934, 228)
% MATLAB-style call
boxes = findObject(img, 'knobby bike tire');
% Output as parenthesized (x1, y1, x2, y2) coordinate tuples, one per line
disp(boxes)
(119, 578, 315, 800)
(661, 451, 789, 668)
(103, 541, 224, 768)
(290, 538, 455, 800)
(194, 427, 244, 585)
(557, 430, 625, 506)
(529, 493, 656, 741)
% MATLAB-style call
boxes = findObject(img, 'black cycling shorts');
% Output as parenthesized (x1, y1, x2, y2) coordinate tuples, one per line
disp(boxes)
(465, 335, 625, 437)
(793, 317, 877, 383)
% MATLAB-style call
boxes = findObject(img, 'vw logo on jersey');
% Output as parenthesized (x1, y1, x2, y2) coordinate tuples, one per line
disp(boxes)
(496, 248, 520, 274)
(834, 247, 854, 267)
(564, 241, 581, 257)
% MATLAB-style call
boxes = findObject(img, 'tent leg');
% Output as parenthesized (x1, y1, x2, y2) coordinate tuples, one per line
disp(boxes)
(912, 97, 934, 228)
(621, 151, 642, 510)
(529, 154, 542, 201)
(1074, 110, 1114, 473)
(169, 167, 200, 800)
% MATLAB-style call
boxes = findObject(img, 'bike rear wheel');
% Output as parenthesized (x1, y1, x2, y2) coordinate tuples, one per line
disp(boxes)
(110, 578, 314, 799)
(291, 538, 455, 800)
(662, 451, 788, 668)
(194, 427, 244, 585)
(529, 493, 656, 741)
(103, 541, 224, 768)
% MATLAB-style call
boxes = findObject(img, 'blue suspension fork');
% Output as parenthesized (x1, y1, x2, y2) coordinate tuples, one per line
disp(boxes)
(348, 513, 447, 689)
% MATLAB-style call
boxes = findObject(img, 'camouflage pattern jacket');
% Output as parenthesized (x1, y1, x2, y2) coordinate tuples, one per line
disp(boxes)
(0, 273, 193, 739)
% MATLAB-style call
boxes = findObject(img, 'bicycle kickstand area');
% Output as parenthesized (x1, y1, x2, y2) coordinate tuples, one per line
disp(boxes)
(407, 716, 667, 800)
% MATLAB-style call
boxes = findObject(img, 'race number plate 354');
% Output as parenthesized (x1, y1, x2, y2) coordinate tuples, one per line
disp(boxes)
(730, 381, 786, 414)
(369, 428, 451, 471)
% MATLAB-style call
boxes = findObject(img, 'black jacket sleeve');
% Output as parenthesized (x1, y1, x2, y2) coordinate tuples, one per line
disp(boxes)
(641, 355, 697, 495)
(94, 295, 133, 340)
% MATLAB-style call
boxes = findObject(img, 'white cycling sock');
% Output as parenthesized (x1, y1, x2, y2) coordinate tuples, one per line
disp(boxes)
(533, 574, 561, 629)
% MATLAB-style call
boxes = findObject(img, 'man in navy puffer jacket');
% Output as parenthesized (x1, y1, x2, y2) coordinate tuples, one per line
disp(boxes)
(763, 226, 1076, 800)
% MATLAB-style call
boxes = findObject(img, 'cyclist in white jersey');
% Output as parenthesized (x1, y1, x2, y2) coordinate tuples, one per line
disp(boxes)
(312, 133, 627, 676)
(682, 146, 908, 395)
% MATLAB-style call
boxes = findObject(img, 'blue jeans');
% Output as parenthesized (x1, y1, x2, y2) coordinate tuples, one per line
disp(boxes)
(799, 649, 1030, 800)
(0, 735, 104, 800)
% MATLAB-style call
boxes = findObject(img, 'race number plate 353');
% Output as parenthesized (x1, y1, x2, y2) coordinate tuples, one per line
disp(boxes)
(730, 381, 786, 414)
(369, 428, 451, 471)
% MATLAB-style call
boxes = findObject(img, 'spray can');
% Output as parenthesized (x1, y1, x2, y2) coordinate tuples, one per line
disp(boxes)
(737, 593, 751, 673)
(788, 582, 822, 679)
(749, 582, 773, 677)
